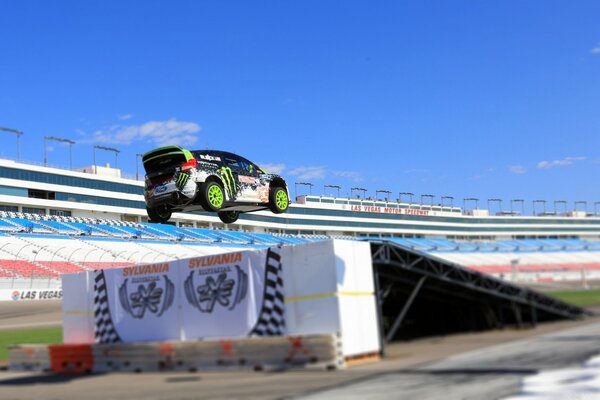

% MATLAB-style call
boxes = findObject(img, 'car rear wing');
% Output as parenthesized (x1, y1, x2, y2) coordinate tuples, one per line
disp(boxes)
(142, 146, 195, 174)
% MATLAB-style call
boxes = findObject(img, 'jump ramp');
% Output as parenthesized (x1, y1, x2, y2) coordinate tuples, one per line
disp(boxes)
(9, 239, 591, 373)
(11, 240, 381, 372)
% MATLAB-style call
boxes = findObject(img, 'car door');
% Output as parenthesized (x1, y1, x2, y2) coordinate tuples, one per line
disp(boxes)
(221, 153, 261, 202)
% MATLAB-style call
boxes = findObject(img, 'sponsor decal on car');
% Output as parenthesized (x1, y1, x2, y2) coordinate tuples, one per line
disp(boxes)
(218, 166, 237, 198)
(155, 184, 168, 194)
(258, 186, 269, 202)
(176, 171, 190, 188)
(238, 175, 258, 184)
(199, 154, 221, 162)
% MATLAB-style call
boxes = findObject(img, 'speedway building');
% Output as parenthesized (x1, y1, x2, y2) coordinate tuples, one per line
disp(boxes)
(0, 157, 599, 239)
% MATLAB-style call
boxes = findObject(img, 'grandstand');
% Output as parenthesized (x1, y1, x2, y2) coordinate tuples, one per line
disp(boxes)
(0, 157, 599, 238)
(0, 211, 322, 293)
(0, 156, 599, 295)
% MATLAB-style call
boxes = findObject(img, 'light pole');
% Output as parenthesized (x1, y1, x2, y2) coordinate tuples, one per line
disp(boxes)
(420, 194, 434, 207)
(575, 201, 587, 214)
(441, 196, 454, 208)
(136, 153, 144, 180)
(294, 182, 314, 198)
(324, 184, 341, 198)
(351, 187, 367, 199)
(399, 192, 414, 204)
(463, 197, 479, 211)
(0, 126, 24, 161)
(595, 201, 600, 216)
(376, 190, 392, 201)
(44, 136, 76, 169)
(510, 199, 524, 215)
(487, 198, 502, 214)
(533, 200, 546, 216)
(93, 145, 120, 173)
(554, 200, 567, 215)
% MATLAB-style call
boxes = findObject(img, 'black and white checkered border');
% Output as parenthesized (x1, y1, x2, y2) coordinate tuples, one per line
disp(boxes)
(94, 270, 122, 343)
(250, 246, 285, 336)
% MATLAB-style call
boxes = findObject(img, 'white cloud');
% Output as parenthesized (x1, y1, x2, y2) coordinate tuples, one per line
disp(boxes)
(259, 163, 285, 174)
(509, 165, 527, 174)
(537, 156, 586, 169)
(591, 44, 600, 54)
(118, 114, 133, 120)
(288, 166, 327, 180)
(333, 170, 364, 182)
(81, 118, 201, 147)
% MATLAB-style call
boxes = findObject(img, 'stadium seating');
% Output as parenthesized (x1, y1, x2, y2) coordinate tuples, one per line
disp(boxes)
(0, 211, 599, 284)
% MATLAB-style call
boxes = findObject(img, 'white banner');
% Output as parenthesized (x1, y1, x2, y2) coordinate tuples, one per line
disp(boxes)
(92, 247, 285, 344)
(98, 262, 180, 342)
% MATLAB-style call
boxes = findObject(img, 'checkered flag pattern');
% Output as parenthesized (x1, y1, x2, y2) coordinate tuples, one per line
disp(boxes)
(250, 246, 286, 336)
(94, 270, 122, 343)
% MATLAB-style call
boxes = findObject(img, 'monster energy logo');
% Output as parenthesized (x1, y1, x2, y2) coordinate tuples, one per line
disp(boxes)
(176, 171, 190, 188)
(218, 167, 237, 198)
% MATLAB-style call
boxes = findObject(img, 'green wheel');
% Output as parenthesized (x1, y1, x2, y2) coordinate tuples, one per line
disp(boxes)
(269, 186, 289, 214)
(200, 181, 225, 212)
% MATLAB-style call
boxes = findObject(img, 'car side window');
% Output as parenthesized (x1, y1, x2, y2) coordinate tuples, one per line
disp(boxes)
(224, 155, 243, 171)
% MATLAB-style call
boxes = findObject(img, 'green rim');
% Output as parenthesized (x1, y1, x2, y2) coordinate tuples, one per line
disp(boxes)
(275, 189, 288, 210)
(208, 184, 224, 208)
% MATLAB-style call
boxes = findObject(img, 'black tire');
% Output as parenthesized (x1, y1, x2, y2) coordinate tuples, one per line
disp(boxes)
(147, 206, 172, 223)
(218, 210, 240, 224)
(198, 181, 225, 212)
(269, 186, 289, 214)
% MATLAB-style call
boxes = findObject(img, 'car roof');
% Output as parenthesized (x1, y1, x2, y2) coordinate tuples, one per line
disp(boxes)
(194, 150, 251, 161)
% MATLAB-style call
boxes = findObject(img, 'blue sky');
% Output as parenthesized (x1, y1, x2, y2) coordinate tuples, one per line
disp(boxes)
(1, 1, 599, 213)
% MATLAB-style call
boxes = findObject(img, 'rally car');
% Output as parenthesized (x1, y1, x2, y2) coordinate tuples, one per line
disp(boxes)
(142, 146, 290, 224)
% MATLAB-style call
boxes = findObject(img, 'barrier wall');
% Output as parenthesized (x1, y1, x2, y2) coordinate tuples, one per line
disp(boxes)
(62, 240, 380, 359)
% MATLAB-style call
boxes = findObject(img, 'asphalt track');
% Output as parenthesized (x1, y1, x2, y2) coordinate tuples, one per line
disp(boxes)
(1, 301, 600, 400)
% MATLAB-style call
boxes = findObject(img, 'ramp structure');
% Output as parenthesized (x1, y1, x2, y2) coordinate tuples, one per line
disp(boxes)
(370, 240, 592, 343)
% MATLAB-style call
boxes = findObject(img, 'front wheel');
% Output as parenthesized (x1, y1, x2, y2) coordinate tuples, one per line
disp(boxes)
(147, 206, 172, 223)
(199, 181, 225, 212)
(218, 210, 240, 224)
(269, 186, 289, 214)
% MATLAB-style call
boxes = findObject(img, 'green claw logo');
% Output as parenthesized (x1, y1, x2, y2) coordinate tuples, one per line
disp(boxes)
(218, 166, 237, 198)
(176, 171, 190, 188)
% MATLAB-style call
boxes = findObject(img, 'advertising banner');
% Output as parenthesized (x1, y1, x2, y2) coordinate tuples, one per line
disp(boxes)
(94, 263, 180, 343)
(0, 288, 63, 302)
(91, 247, 285, 344)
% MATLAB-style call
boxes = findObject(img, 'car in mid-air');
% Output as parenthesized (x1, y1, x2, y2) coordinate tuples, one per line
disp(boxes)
(142, 146, 290, 224)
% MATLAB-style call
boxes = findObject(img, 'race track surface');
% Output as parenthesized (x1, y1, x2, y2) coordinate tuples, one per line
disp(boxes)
(0, 300, 62, 330)
(1, 301, 599, 400)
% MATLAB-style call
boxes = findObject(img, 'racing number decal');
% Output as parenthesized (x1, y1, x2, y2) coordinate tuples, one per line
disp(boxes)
(218, 166, 237, 198)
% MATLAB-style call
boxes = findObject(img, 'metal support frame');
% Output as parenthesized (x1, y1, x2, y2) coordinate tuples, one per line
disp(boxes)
(371, 240, 591, 343)
(386, 275, 427, 342)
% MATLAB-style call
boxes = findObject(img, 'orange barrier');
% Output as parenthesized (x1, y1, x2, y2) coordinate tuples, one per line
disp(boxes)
(11, 334, 349, 374)
(48, 344, 94, 374)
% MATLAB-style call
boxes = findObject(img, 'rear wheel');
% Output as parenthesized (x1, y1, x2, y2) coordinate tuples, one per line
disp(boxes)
(269, 186, 289, 214)
(218, 210, 240, 224)
(147, 206, 172, 223)
(199, 181, 225, 212)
